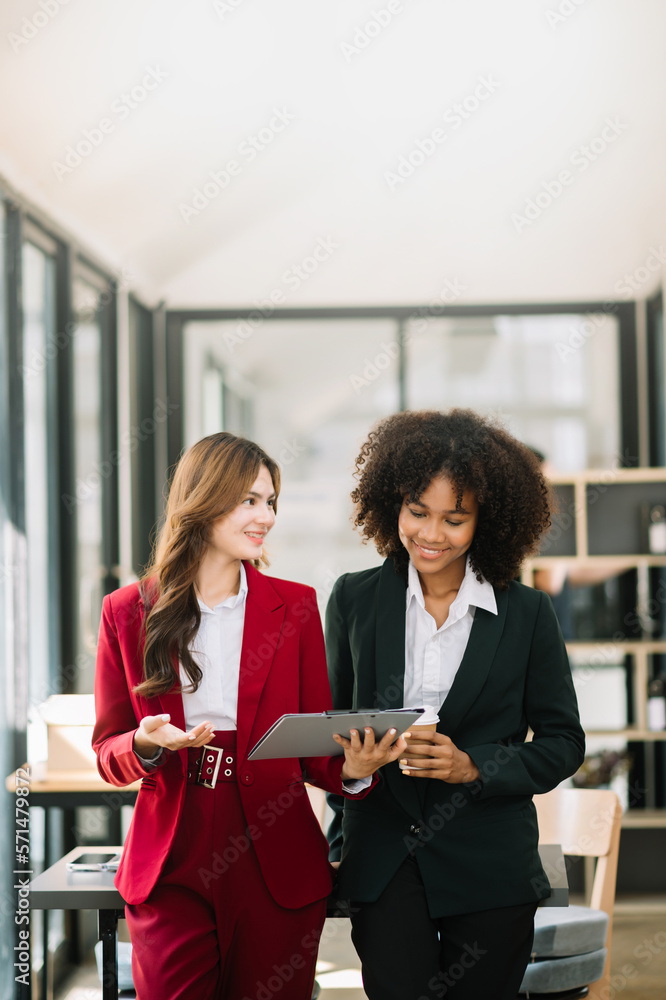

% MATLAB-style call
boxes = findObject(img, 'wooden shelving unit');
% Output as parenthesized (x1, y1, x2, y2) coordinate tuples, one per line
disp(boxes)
(522, 468, 666, 836)
(621, 810, 666, 829)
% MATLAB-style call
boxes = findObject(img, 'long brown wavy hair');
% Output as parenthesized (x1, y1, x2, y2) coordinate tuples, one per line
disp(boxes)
(135, 433, 281, 698)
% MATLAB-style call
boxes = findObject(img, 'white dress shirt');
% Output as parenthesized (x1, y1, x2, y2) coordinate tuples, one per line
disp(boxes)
(136, 563, 368, 791)
(403, 556, 497, 723)
(181, 562, 249, 730)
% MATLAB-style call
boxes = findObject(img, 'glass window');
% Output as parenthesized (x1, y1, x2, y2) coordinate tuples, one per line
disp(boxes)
(0, 200, 13, 1000)
(21, 233, 66, 963)
(184, 319, 401, 599)
(0, 205, 10, 716)
(71, 277, 105, 690)
(181, 311, 623, 598)
(22, 241, 59, 751)
(405, 313, 620, 470)
(129, 298, 157, 576)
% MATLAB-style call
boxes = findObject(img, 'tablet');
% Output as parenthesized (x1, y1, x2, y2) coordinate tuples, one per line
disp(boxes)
(247, 708, 424, 760)
(66, 852, 122, 872)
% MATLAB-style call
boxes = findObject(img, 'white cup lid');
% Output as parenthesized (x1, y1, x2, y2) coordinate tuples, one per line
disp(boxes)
(415, 706, 440, 726)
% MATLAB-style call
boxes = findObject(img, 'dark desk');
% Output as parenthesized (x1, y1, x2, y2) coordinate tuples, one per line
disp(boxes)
(5, 765, 140, 843)
(29, 843, 569, 999)
(29, 846, 125, 1000)
(7, 767, 139, 1000)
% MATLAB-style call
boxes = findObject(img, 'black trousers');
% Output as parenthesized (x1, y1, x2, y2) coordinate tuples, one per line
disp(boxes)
(350, 855, 537, 1000)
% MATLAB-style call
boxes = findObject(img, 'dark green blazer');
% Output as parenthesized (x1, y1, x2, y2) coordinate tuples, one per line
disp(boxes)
(326, 559, 585, 918)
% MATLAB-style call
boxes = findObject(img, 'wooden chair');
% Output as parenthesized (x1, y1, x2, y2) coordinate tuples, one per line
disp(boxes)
(520, 787, 622, 999)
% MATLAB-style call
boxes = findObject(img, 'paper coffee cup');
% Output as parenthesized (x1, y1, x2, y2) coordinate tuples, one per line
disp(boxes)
(399, 721, 437, 771)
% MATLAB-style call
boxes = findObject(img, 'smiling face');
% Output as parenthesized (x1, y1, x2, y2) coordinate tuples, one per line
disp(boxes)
(206, 464, 277, 563)
(397, 474, 479, 580)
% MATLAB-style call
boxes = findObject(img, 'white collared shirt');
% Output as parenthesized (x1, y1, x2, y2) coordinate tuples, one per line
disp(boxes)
(137, 563, 369, 791)
(180, 562, 249, 731)
(403, 556, 497, 723)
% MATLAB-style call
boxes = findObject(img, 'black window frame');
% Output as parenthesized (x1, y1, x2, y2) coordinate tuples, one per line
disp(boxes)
(164, 301, 639, 474)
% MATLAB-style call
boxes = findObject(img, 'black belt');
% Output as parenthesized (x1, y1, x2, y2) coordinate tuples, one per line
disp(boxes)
(187, 745, 237, 788)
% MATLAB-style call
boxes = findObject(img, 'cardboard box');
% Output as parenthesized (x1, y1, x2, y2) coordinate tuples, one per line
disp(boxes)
(39, 695, 97, 772)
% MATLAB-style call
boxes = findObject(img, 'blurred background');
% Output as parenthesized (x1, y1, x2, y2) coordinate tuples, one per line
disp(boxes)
(2, 1, 666, 997)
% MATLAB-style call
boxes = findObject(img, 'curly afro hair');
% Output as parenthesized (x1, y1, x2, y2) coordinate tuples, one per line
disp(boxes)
(351, 408, 552, 589)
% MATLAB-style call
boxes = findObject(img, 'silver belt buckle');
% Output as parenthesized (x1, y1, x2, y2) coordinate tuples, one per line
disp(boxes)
(197, 746, 223, 789)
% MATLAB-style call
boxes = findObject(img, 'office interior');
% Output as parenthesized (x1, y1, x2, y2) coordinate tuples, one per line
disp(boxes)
(2, 2, 666, 998)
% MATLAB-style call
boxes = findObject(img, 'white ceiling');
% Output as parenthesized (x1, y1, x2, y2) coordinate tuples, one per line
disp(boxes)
(2, 0, 666, 308)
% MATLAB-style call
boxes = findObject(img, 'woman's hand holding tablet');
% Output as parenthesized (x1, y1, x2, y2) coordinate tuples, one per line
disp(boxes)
(333, 725, 409, 780)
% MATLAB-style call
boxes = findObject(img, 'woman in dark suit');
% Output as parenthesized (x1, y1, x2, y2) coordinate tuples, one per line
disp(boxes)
(327, 409, 585, 1000)
(92, 432, 404, 1000)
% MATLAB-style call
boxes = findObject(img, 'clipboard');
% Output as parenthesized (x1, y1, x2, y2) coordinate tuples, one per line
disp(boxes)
(247, 708, 425, 760)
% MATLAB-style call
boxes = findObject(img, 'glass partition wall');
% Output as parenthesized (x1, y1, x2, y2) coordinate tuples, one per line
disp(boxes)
(19, 226, 65, 987)
(22, 238, 60, 736)
(0, 200, 17, 1000)
(1, 198, 122, 995)
(70, 268, 119, 692)
(183, 311, 622, 597)
(71, 277, 106, 685)
(405, 313, 620, 471)
(181, 307, 650, 816)
(185, 318, 402, 598)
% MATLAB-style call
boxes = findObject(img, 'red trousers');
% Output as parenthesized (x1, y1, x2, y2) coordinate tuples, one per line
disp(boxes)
(125, 733, 328, 1000)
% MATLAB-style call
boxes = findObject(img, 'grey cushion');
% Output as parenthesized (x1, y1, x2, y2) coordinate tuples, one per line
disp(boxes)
(94, 940, 134, 992)
(520, 947, 607, 993)
(532, 905, 608, 958)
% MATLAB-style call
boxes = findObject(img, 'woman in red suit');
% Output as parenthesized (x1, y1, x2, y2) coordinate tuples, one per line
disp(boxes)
(92, 432, 405, 1000)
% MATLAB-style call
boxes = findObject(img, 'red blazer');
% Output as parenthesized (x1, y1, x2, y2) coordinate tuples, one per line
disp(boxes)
(92, 562, 373, 908)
